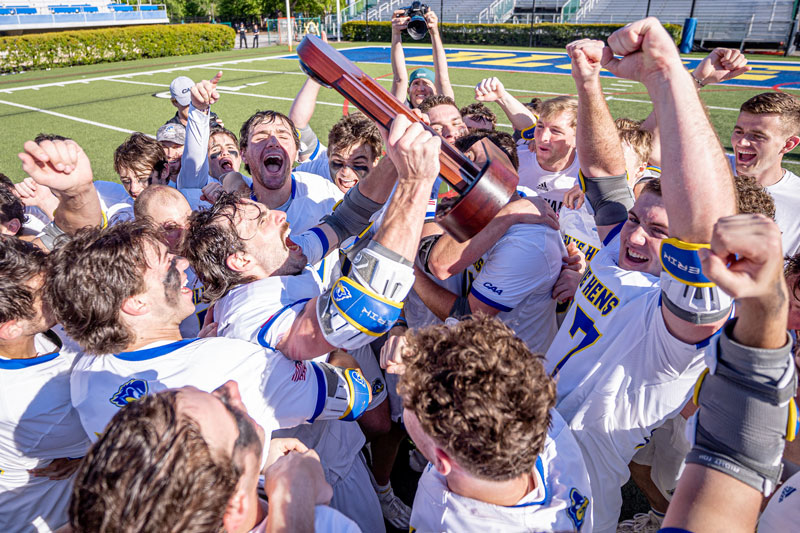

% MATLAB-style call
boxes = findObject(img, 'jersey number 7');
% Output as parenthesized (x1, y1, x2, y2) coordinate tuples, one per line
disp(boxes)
(551, 305, 601, 377)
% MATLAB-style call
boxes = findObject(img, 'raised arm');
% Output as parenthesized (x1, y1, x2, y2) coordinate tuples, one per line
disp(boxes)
(426, 10, 454, 100)
(178, 72, 222, 190)
(567, 39, 631, 240)
(390, 10, 410, 102)
(278, 117, 437, 360)
(474, 77, 536, 132)
(664, 213, 793, 532)
(289, 78, 323, 131)
(18, 138, 103, 246)
(604, 19, 738, 343)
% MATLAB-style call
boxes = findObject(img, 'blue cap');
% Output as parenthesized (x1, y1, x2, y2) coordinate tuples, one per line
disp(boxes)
(409, 68, 435, 86)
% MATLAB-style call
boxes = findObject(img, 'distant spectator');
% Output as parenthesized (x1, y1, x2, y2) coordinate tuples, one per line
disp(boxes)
(239, 22, 247, 48)
(165, 76, 222, 129)
(253, 23, 259, 48)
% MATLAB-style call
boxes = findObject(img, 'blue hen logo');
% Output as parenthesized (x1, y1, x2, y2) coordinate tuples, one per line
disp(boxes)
(109, 379, 149, 408)
(567, 488, 589, 530)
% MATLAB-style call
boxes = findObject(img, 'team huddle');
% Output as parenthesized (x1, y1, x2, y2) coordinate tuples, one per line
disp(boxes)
(1, 14, 800, 533)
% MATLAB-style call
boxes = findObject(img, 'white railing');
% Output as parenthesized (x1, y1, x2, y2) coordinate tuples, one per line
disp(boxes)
(479, 0, 516, 23)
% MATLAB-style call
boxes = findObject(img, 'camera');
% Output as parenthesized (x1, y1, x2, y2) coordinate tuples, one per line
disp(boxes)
(401, 1, 430, 40)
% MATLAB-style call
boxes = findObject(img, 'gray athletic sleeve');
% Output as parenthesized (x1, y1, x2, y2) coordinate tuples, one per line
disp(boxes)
(582, 171, 634, 226)
(686, 319, 796, 495)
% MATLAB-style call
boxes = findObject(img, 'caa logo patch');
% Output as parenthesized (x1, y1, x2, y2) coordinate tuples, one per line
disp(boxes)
(567, 488, 589, 530)
(109, 379, 148, 408)
(779, 485, 797, 502)
(483, 282, 503, 295)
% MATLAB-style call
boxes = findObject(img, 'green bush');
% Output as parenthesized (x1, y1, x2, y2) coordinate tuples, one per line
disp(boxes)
(0, 23, 235, 73)
(341, 22, 683, 47)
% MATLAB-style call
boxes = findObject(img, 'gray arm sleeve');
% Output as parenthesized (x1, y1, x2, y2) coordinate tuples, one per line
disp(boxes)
(321, 182, 383, 243)
(582, 171, 634, 226)
(686, 319, 796, 495)
(417, 234, 442, 276)
(177, 104, 211, 190)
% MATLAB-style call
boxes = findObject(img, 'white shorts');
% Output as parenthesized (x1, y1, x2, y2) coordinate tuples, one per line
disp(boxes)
(631, 414, 690, 501)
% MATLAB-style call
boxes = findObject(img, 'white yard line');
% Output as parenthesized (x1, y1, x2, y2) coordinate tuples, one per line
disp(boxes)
(0, 99, 139, 134)
(0, 51, 300, 94)
(606, 95, 739, 112)
(107, 79, 168, 88)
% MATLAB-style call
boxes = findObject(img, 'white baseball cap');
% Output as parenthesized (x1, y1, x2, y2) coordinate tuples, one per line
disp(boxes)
(169, 76, 194, 107)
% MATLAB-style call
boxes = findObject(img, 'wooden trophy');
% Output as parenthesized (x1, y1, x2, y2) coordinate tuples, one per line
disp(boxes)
(296, 34, 518, 242)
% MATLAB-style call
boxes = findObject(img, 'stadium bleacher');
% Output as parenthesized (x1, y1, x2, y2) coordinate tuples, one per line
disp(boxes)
(570, 0, 795, 47)
(0, 0, 167, 31)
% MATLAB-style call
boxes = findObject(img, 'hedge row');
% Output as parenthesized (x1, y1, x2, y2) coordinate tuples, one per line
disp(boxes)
(0, 23, 235, 73)
(342, 22, 683, 47)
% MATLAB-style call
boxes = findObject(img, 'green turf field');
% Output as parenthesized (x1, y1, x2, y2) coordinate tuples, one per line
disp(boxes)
(1, 41, 798, 184)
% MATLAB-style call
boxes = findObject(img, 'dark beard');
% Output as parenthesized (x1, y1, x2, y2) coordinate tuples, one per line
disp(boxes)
(162, 258, 182, 306)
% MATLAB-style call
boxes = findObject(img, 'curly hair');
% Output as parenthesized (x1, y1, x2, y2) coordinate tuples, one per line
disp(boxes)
(734, 174, 775, 219)
(114, 133, 168, 179)
(44, 220, 161, 354)
(418, 94, 458, 114)
(183, 193, 257, 302)
(460, 102, 497, 127)
(455, 130, 519, 171)
(398, 314, 555, 481)
(70, 391, 239, 533)
(0, 235, 47, 323)
(328, 112, 382, 162)
(740, 92, 800, 136)
(786, 252, 800, 302)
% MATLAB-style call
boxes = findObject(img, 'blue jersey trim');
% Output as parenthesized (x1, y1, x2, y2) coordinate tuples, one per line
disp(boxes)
(115, 338, 201, 361)
(309, 139, 321, 160)
(602, 221, 624, 246)
(256, 298, 312, 350)
(658, 529, 694, 533)
(0, 350, 60, 369)
(510, 456, 548, 507)
(470, 287, 513, 312)
(309, 226, 329, 257)
(308, 362, 326, 423)
(250, 176, 296, 205)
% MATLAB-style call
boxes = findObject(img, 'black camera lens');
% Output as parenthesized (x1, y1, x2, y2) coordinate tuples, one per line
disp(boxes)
(407, 15, 428, 40)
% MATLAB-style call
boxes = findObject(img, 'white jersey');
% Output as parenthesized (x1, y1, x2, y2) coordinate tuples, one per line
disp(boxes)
(766, 169, 800, 256)
(516, 147, 580, 212)
(295, 149, 331, 182)
(559, 202, 602, 264)
(758, 470, 800, 533)
(409, 410, 592, 532)
(463, 223, 565, 353)
(0, 331, 91, 533)
(726, 155, 800, 256)
(93, 180, 134, 224)
(22, 206, 49, 236)
(215, 267, 325, 350)
(179, 266, 209, 339)
(282, 172, 343, 287)
(544, 226, 709, 533)
(70, 337, 324, 445)
(214, 271, 379, 531)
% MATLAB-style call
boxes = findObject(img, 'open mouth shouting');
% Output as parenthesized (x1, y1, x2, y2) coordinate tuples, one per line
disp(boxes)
(218, 155, 235, 172)
(620, 245, 652, 272)
(735, 148, 757, 166)
(263, 151, 286, 176)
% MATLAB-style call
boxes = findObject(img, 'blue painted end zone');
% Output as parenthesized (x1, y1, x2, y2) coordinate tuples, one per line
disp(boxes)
(279, 45, 800, 89)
